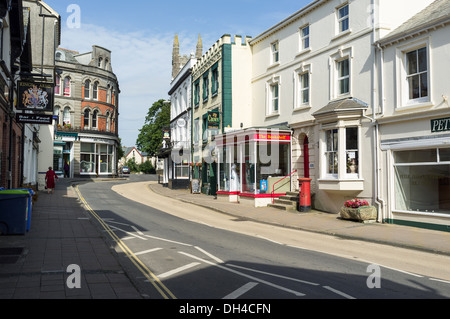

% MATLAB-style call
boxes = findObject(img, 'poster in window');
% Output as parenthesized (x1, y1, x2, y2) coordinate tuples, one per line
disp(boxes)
(17, 81, 54, 112)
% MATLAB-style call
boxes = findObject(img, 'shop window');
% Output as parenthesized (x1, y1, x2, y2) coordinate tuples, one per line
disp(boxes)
(325, 129, 339, 176)
(394, 148, 450, 215)
(80, 143, 96, 174)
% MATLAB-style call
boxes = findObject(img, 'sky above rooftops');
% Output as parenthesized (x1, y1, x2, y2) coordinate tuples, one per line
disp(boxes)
(42, 0, 311, 147)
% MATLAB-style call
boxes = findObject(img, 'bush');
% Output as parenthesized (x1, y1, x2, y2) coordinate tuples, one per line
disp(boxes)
(140, 160, 156, 174)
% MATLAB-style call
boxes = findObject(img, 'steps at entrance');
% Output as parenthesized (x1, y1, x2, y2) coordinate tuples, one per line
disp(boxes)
(267, 191, 299, 211)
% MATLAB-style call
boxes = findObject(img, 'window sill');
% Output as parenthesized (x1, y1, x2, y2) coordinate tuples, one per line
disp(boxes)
(318, 178, 364, 192)
(295, 48, 311, 58)
(265, 113, 280, 119)
(293, 105, 311, 112)
(331, 29, 351, 41)
(396, 100, 433, 112)
(267, 62, 280, 70)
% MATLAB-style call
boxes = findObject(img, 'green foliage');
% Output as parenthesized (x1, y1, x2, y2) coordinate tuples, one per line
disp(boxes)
(136, 99, 170, 156)
(139, 160, 156, 174)
(126, 158, 139, 172)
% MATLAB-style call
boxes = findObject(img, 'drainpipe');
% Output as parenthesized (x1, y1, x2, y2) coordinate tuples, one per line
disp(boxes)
(371, 0, 386, 223)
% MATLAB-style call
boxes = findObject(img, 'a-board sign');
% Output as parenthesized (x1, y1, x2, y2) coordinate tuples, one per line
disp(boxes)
(191, 179, 201, 194)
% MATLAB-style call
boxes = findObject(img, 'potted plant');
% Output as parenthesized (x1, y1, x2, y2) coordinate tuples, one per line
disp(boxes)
(340, 198, 377, 223)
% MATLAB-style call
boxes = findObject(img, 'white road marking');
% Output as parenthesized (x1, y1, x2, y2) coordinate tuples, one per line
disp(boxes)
(132, 226, 145, 236)
(429, 278, 450, 284)
(378, 264, 423, 278)
(134, 248, 163, 256)
(223, 282, 259, 299)
(157, 262, 201, 279)
(195, 246, 224, 264)
(323, 286, 356, 299)
(108, 224, 147, 240)
(226, 264, 319, 286)
(144, 234, 192, 247)
(179, 252, 305, 297)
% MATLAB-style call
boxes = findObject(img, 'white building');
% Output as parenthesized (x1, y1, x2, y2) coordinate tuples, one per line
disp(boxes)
(375, 0, 450, 231)
(165, 34, 202, 189)
(248, 0, 436, 215)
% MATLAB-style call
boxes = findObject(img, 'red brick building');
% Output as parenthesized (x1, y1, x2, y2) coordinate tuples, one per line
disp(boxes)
(53, 45, 120, 178)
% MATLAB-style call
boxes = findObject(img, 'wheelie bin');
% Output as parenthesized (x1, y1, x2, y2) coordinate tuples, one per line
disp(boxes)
(0, 189, 30, 235)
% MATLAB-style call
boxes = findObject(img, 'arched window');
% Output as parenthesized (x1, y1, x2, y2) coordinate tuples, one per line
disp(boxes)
(84, 109, 90, 128)
(92, 110, 98, 129)
(55, 75, 61, 95)
(84, 80, 91, 99)
(106, 112, 111, 132)
(107, 85, 111, 104)
(93, 82, 98, 100)
(63, 107, 71, 126)
(54, 106, 61, 125)
(63, 77, 71, 96)
(98, 57, 103, 68)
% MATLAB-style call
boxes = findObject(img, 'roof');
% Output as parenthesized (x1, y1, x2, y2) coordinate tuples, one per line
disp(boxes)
(313, 97, 368, 116)
(378, 0, 450, 45)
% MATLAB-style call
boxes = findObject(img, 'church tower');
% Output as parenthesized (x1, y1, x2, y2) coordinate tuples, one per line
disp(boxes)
(172, 34, 181, 79)
(195, 34, 203, 59)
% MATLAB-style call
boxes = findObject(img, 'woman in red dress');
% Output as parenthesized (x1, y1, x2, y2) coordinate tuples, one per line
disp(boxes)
(45, 167, 58, 194)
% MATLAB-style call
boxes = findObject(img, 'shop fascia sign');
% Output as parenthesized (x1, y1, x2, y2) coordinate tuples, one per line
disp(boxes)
(431, 117, 450, 133)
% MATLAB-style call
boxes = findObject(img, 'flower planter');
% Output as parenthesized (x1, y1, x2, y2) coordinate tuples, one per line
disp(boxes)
(340, 206, 377, 223)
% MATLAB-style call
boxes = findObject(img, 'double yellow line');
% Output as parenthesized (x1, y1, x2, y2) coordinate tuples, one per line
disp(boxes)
(74, 185, 176, 299)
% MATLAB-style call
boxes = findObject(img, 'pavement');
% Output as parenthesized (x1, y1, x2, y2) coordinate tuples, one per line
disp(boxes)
(0, 176, 449, 299)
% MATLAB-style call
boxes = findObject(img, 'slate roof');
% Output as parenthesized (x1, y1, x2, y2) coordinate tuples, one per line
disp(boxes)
(312, 97, 368, 117)
(379, 0, 450, 45)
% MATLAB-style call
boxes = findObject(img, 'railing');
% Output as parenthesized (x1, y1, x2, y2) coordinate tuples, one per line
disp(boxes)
(272, 170, 297, 204)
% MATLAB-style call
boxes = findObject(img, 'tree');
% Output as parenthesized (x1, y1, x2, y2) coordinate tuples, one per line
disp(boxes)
(136, 99, 170, 156)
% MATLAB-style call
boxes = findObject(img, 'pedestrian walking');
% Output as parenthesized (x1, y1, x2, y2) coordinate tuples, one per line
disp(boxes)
(45, 166, 58, 194)
(64, 161, 70, 178)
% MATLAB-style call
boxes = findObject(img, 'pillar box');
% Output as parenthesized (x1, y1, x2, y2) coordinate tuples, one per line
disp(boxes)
(298, 178, 312, 212)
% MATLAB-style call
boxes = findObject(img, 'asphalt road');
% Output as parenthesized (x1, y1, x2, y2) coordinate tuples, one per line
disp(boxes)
(76, 174, 450, 300)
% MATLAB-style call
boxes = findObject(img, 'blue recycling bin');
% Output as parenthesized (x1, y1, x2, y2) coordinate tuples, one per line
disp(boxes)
(14, 188, 34, 232)
(0, 190, 30, 235)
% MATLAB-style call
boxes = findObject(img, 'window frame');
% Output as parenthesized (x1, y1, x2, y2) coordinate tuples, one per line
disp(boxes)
(63, 76, 71, 97)
(271, 41, 279, 65)
(84, 80, 91, 99)
(300, 25, 310, 51)
(93, 82, 99, 101)
(337, 3, 349, 34)
(337, 58, 350, 96)
(266, 76, 281, 116)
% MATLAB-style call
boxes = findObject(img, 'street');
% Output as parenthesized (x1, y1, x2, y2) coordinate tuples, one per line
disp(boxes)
(75, 175, 450, 299)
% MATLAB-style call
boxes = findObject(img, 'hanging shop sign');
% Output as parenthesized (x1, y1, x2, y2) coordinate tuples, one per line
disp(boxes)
(162, 127, 171, 140)
(207, 111, 220, 130)
(16, 113, 53, 125)
(431, 117, 450, 133)
(17, 81, 54, 112)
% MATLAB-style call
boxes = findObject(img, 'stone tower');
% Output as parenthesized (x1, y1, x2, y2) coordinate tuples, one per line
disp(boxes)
(172, 34, 181, 79)
(196, 34, 203, 59)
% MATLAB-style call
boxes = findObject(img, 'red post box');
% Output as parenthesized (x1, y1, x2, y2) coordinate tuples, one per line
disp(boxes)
(298, 178, 312, 212)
